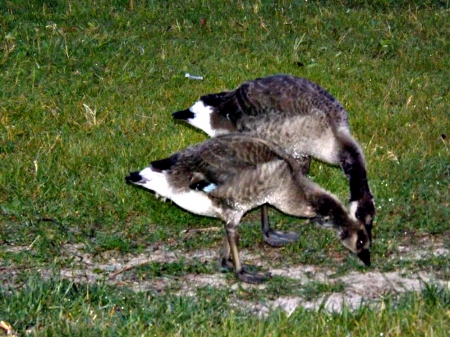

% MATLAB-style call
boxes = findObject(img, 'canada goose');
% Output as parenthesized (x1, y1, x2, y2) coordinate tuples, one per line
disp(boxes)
(172, 74, 375, 247)
(126, 134, 371, 284)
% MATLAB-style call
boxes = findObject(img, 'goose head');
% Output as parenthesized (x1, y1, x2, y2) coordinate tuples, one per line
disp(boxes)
(338, 224, 371, 266)
(173, 97, 237, 137)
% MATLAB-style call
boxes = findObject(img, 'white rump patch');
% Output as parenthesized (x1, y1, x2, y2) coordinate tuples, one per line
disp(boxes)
(188, 100, 216, 136)
(132, 167, 219, 217)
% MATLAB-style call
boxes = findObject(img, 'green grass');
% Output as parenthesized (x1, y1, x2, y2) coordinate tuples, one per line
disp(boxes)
(0, 276, 449, 336)
(1, 0, 450, 335)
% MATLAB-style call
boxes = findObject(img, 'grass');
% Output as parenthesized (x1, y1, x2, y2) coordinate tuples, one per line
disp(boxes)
(1, 0, 450, 335)
(0, 276, 449, 336)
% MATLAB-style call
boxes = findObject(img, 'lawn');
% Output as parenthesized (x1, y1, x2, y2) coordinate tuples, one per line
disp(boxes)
(1, 0, 449, 335)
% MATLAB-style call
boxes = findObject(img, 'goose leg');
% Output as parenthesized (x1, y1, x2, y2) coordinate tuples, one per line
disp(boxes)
(261, 156, 309, 247)
(225, 221, 271, 284)
(219, 237, 233, 272)
(261, 205, 299, 247)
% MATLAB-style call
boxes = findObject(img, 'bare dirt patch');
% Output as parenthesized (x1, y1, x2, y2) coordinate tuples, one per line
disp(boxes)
(2, 236, 448, 316)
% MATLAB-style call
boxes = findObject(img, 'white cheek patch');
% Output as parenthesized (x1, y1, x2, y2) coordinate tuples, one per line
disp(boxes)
(132, 167, 218, 217)
(364, 214, 373, 226)
(348, 200, 359, 222)
(188, 100, 217, 136)
(136, 167, 172, 198)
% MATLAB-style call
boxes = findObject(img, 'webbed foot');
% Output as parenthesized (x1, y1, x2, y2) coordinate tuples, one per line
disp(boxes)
(237, 269, 272, 284)
(221, 258, 271, 283)
(263, 229, 299, 247)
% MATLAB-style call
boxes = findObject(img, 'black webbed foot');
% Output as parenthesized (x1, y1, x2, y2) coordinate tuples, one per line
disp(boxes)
(237, 269, 272, 284)
(220, 258, 271, 284)
(263, 229, 299, 247)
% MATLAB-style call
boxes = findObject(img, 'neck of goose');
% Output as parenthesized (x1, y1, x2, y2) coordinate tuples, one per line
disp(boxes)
(348, 170, 372, 202)
(339, 142, 373, 202)
(310, 193, 356, 231)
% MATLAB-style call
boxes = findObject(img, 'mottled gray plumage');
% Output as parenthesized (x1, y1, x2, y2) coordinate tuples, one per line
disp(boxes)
(173, 74, 375, 246)
(126, 134, 371, 284)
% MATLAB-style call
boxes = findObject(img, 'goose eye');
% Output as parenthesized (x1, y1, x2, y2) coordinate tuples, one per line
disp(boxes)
(356, 230, 367, 249)
(357, 239, 364, 249)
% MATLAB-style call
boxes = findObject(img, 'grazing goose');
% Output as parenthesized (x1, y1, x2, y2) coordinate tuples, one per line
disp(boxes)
(126, 134, 371, 284)
(172, 74, 375, 247)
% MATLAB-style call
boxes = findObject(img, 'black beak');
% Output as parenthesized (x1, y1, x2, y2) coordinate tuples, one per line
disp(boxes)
(125, 172, 142, 184)
(172, 109, 194, 120)
(357, 249, 371, 267)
